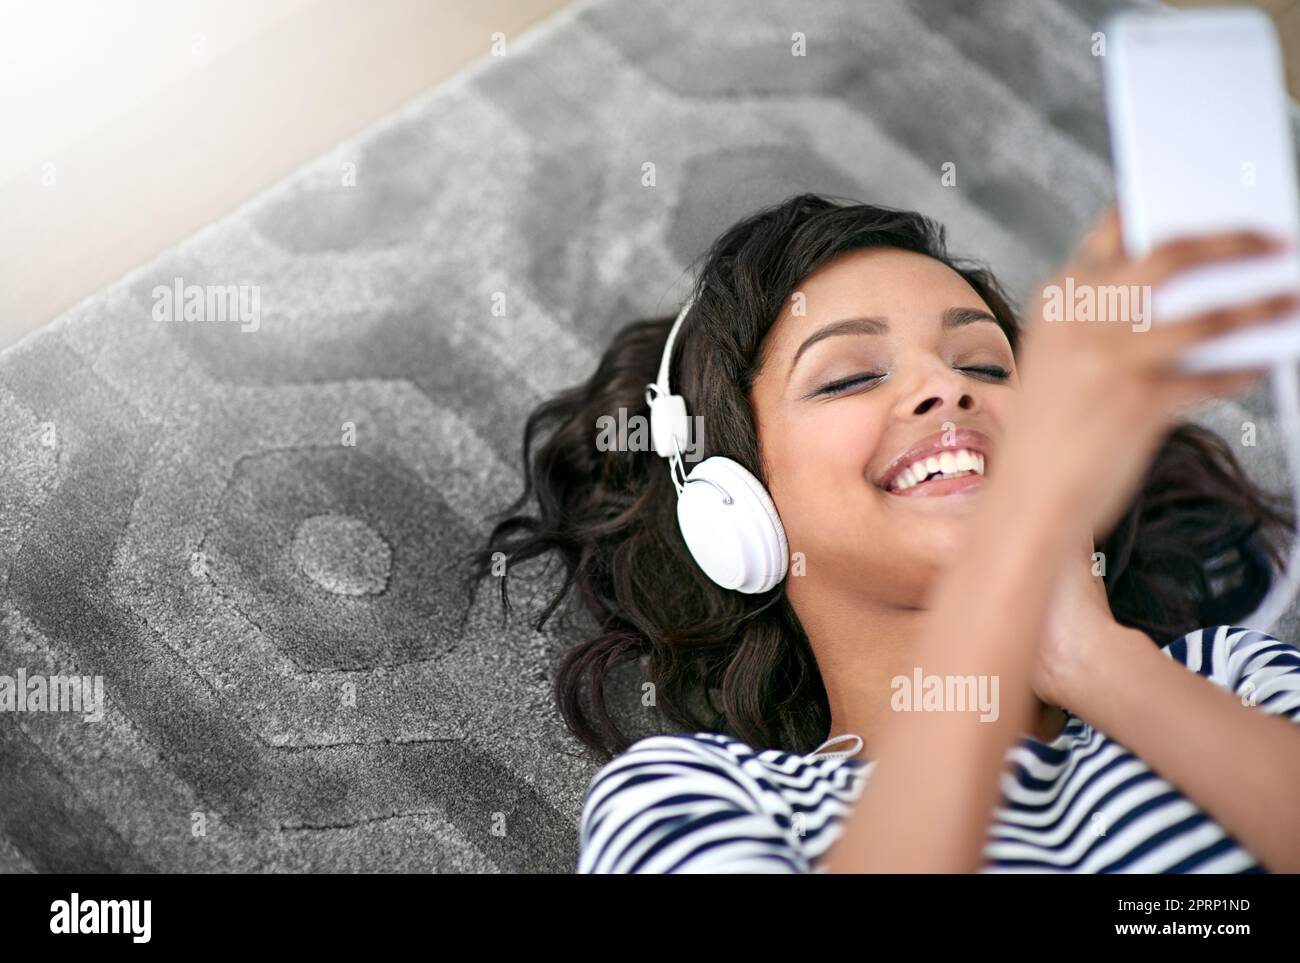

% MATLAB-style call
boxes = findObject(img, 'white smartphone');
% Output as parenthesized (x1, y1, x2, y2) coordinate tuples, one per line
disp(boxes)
(1102, 7, 1300, 373)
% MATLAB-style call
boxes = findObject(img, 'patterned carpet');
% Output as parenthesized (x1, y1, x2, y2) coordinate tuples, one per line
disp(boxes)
(1, 0, 1296, 872)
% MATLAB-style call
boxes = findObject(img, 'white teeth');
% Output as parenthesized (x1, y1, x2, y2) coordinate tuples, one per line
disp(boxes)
(887, 448, 987, 492)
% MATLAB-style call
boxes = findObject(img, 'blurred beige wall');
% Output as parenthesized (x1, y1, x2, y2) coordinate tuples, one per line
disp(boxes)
(5, 0, 1300, 354)
(0, 0, 572, 352)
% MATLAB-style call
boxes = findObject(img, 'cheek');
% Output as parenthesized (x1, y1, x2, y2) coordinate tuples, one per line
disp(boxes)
(989, 385, 1018, 419)
(810, 403, 885, 483)
(766, 409, 885, 530)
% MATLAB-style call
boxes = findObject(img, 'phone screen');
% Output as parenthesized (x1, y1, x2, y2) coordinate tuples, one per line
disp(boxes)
(1103, 8, 1300, 371)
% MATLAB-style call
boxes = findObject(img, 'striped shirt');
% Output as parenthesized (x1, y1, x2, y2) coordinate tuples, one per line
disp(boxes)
(576, 624, 1300, 873)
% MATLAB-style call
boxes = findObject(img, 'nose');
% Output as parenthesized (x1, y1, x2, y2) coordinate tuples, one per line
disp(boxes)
(898, 363, 976, 417)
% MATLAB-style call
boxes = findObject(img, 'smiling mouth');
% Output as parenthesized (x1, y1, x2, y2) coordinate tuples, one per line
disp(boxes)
(882, 449, 986, 496)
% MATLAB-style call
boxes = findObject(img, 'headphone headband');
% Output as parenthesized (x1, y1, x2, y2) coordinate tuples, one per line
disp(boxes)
(645, 297, 696, 471)
(653, 297, 694, 399)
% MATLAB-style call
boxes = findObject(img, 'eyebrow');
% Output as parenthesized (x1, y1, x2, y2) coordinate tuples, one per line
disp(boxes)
(787, 307, 999, 381)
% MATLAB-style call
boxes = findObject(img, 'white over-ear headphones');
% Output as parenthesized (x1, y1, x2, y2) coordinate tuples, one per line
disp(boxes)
(644, 297, 789, 593)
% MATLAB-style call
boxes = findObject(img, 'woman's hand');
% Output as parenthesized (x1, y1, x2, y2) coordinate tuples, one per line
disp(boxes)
(1029, 524, 1153, 709)
(1006, 207, 1296, 538)
(1030, 526, 1108, 708)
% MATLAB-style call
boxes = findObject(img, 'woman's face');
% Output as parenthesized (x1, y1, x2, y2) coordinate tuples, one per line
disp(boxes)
(749, 246, 1020, 605)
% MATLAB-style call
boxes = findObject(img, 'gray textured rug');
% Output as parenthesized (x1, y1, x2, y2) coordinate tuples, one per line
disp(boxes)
(1, 0, 1296, 873)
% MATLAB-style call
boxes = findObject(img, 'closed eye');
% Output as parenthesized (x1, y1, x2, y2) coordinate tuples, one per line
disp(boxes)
(816, 373, 886, 396)
(961, 365, 1011, 382)
(815, 365, 1010, 397)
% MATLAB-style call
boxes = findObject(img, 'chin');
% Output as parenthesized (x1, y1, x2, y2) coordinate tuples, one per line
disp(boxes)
(898, 521, 970, 579)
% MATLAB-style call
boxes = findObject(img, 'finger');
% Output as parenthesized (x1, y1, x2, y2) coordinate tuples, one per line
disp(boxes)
(1077, 205, 1123, 266)
(1162, 365, 1270, 412)
(1136, 229, 1290, 286)
(1130, 290, 1300, 366)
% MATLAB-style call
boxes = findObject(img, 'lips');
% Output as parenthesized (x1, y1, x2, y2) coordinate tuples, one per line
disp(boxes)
(874, 427, 992, 494)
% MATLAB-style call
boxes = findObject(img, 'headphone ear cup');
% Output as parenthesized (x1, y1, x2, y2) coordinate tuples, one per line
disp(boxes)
(674, 456, 789, 593)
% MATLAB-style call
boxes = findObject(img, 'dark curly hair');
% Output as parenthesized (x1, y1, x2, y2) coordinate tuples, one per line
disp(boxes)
(460, 192, 1295, 763)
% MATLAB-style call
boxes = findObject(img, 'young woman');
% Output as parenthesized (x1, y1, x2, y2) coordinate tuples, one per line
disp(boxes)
(464, 193, 1300, 873)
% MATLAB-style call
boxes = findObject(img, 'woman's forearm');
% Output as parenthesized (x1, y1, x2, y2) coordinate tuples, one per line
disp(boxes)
(822, 451, 1082, 873)
(1063, 626, 1300, 873)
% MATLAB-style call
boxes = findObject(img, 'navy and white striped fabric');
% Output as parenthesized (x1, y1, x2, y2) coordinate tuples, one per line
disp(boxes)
(577, 625, 1300, 873)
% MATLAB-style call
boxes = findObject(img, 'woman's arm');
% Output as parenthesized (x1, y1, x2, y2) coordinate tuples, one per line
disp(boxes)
(820, 432, 1081, 873)
(1058, 625, 1300, 873)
